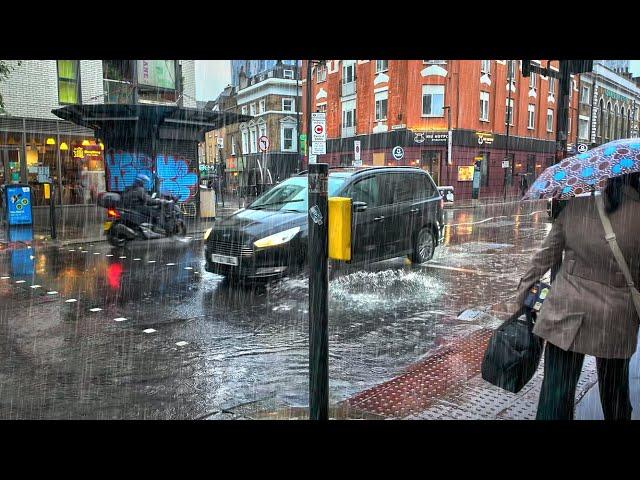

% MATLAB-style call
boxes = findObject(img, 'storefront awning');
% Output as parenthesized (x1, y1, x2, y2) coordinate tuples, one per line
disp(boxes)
(51, 104, 252, 141)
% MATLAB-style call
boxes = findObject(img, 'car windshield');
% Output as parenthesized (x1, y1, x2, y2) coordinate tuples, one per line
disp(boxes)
(247, 175, 347, 212)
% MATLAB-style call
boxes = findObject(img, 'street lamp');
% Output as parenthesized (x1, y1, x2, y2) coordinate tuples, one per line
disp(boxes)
(442, 105, 452, 185)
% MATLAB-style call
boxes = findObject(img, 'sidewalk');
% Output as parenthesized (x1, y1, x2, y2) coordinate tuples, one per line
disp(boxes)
(0, 203, 239, 249)
(444, 196, 525, 210)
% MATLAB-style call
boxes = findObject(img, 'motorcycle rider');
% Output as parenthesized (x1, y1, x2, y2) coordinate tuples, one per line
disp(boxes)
(122, 174, 160, 224)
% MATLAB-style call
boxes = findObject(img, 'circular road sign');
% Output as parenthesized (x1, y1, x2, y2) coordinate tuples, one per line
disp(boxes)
(313, 124, 324, 135)
(392, 146, 404, 161)
(258, 135, 270, 152)
(577, 143, 588, 154)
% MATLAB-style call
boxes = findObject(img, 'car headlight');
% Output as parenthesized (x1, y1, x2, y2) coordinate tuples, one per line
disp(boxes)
(254, 226, 301, 248)
(203, 227, 213, 240)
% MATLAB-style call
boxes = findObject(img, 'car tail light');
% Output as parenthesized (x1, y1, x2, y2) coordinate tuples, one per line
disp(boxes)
(107, 208, 120, 219)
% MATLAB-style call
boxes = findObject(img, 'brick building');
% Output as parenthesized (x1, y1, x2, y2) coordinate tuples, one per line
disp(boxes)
(301, 60, 585, 200)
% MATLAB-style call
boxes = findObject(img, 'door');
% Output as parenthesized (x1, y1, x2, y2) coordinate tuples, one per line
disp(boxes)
(420, 150, 441, 185)
(345, 175, 387, 264)
(1, 147, 22, 184)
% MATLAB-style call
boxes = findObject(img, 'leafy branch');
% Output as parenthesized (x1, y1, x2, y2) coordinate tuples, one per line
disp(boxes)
(0, 60, 22, 112)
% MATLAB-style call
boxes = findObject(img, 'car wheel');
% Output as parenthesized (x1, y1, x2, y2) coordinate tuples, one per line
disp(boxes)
(410, 227, 435, 264)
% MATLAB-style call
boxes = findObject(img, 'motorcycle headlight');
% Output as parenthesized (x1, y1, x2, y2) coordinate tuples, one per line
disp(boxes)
(203, 227, 213, 240)
(254, 226, 300, 248)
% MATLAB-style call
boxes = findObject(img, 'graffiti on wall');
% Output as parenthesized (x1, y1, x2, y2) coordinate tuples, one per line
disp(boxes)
(105, 150, 198, 203)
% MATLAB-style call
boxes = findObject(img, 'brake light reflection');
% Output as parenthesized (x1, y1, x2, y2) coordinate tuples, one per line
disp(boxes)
(107, 209, 120, 219)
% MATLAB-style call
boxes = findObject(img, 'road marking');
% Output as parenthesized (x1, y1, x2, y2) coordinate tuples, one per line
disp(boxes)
(176, 341, 188, 347)
(113, 317, 127, 322)
(148, 260, 156, 263)
(65, 298, 77, 303)
(143, 328, 156, 334)
(89, 307, 102, 312)
(133, 258, 141, 261)
(166, 263, 176, 266)
(93, 252, 101, 255)
(47, 291, 58, 295)
(184, 267, 193, 270)
(1, 276, 10, 280)
(68, 249, 75, 252)
(30, 285, 41, 289)
(119, 256, 127, 259)
(15, 280, 26, 284)
(81, 251, 88, 253)
(106, 254, 113, 257)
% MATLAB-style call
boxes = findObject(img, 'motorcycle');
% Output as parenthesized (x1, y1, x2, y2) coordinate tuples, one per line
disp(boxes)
(97, 191, 187, 247)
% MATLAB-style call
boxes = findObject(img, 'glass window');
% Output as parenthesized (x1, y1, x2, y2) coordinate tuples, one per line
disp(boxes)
(283, 69, 294, 79)
(580, 85, 590, 104)
(376, 60, 388, 73)
(529, 71, 536, 89)
(480, 91, 489, 121)
(392, 174, 430, 203)
(505, 98, 514, 125)
(579, 117, 589, 140)
(346, 176, 380, 207)
(316, 104, 327, 113)
(549, 78, 556, 95)
(24, 134, 59, 206)
(248, 175, 345, 212)
(57, 60, 80, 105)
(480, 60, 490, 74)
(528, 104, 535, 129)
(546, 109, 554, 132)
(242, 130, 249, 154)
(231, 136, 236, 155)
(375, 91, 388, 121)
(422, 85, 444, 117)
(249, 128, 257, 153)
(282, 126, 295, 151)
(259, 99, 265, 113)
(250, 103, 256, 116)
(342, 62, 355, 83)
(316, 64, 327, 83)
(60, 137, 105, 205)
(282, 98, 295, 112)
(507, 60, 516, 80)
(241, 105, 248, 115)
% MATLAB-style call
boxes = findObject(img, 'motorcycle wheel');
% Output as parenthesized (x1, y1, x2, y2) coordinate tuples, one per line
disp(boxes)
(107, 229, 127, 247)
(176, 221, 187, 237)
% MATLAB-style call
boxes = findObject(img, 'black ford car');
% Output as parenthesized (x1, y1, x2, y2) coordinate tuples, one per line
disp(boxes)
(204, 166, 445, 280)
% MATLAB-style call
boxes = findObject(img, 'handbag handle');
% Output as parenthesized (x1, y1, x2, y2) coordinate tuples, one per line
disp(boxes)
(595, 194, 640, 318)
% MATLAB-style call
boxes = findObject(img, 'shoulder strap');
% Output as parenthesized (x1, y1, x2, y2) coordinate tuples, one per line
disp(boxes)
(595, 194, 640, 318)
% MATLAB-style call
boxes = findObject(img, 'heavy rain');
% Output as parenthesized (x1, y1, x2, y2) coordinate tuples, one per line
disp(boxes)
(1, 58, 639, 421)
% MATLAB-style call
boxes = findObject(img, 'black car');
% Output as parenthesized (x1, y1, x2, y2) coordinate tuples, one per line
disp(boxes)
(204, 166, 445, 280)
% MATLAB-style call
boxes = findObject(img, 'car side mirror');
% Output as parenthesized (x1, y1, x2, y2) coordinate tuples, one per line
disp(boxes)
(352, 201, 367, 212)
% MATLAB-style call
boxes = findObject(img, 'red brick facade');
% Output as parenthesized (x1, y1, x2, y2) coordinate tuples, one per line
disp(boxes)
(301, 60, 579, 200)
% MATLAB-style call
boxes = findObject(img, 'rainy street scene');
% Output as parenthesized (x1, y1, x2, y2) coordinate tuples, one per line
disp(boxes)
(1, 58, 640, 421)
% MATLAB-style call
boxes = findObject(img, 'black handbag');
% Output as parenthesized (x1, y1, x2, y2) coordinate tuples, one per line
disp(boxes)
(481, 307, 544, 393)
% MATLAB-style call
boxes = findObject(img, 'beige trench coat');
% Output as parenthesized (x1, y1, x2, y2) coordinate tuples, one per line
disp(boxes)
(514, 186, 640, 359)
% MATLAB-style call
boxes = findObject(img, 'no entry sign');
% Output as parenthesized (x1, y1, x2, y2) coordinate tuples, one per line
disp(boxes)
(258, 135, 270, 152)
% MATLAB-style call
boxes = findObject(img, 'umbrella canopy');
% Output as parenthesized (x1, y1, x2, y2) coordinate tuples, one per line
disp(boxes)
(523, 138, 640, 200)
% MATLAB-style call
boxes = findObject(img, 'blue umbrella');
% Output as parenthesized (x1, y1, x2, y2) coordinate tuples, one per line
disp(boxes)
(523, 138, 640, 200)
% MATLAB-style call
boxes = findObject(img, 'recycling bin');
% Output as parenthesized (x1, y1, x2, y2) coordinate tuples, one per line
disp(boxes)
(4, 184, 33, 226)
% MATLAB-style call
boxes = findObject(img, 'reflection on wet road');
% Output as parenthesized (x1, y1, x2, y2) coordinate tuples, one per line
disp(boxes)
(0, 201, 549, 419)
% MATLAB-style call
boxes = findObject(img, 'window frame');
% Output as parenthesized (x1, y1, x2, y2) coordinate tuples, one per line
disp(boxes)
(421, 84, 445, 118)
(374, 91, 388, 122)
(259, 99, 266, 114)
(57, 60, 81, 105)
(316, 64, 327, 83)
(375, 60, 389, 73)
(528, 104, 535, 130)
(283, 69, 294, 79)
(505, 98, 514, 126)
(480, 91, 490, 122)
(529, 71, 537, 89)
(546, 108, 554, 132)
(480, 60, 491, 75)
(282, 98, 295, 112)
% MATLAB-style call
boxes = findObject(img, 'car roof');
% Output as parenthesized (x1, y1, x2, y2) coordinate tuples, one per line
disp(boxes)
(298, 166, 431, 178)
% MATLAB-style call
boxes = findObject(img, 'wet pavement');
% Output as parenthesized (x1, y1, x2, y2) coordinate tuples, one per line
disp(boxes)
(0, 200, 552, 419)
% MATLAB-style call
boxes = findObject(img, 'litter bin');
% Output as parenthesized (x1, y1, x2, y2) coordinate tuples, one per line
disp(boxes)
(199, 185, 216, 218)
(3, 184, 33, 226)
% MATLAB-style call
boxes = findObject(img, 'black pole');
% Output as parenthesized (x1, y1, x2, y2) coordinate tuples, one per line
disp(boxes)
(306, 60, 313, 167)
(308, 162, 329, 421)
(550, 60, 572, 282)
(297, 60, 302, 173)
(504, 61, 513, 200)
(49, 182, 57, 240)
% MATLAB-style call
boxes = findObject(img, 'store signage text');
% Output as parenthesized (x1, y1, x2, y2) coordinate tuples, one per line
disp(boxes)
(475, 132, 494, 145)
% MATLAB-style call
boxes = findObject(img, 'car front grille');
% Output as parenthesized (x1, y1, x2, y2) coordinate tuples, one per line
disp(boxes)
(209, 238, 254, 257)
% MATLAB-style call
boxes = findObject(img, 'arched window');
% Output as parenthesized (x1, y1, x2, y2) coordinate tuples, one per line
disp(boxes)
(628, 110, 633, 137)
(621, 107, 626, 139)
(614, 105, 619, 139)
(607, 102, 613, 141)
(597, 98, 604, 139)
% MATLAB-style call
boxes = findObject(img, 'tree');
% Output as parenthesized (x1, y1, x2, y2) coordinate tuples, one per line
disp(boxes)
(0, 60, 21, 112)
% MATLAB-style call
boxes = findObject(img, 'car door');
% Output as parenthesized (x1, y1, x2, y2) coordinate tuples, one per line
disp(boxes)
(344, 175, 386, 264)
(386, 172, 422, 254)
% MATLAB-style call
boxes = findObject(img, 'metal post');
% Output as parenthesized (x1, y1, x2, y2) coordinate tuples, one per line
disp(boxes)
(306, 60, 313, 166)
(550, 60, 572, 282)
(297, 60, 302, 172)
(504, 61, 513, 200)
(308, 162, 329, 421)
(49, 181, 57, 239)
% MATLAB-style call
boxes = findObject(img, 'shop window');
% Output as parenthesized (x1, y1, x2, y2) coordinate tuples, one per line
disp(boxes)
(60, 138, 105, 205)
(57, 60, 80, 105)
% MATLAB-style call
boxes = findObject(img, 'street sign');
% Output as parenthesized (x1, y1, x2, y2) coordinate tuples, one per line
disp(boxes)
(311, 141, 326, 155)
(311, 112, 327, 155)
(354, 140, 361, 166)
(502, 160, 510, 168)
(577, 143, 588, 153)
(392, 146, 404, 161)
(258, 135, 269, 152)
(309, 154, 317, 164)
(217, 137, 224, 148)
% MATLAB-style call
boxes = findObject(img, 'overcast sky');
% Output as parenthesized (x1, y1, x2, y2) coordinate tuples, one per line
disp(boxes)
(195, 60, 231, 101)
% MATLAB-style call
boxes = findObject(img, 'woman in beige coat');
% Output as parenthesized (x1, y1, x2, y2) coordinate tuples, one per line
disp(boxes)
(515, 172, 640, 420)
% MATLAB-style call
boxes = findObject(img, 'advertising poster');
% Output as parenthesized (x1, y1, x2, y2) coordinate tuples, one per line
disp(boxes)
(457, 166, 474, 182)
(137, 60, 176, 89)
(4, 185, 32, 225)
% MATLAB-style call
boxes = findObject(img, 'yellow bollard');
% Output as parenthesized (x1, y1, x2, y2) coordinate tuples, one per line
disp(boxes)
(43, 183, 51, 200)
(328, 197, 351, 261)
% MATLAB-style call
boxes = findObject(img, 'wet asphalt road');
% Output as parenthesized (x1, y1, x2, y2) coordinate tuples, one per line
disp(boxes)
(0, 200, 550, 419)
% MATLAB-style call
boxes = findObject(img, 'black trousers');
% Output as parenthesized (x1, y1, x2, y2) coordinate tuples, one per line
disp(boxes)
(536, 342, 632, 420)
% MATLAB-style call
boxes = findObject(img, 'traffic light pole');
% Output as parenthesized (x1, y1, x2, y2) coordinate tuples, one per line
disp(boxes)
(308, 162, 329, 421)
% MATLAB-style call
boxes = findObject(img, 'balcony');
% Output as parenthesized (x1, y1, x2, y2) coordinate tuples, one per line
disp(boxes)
(341, 81, 356, 97)
(341, 126, 356, 138)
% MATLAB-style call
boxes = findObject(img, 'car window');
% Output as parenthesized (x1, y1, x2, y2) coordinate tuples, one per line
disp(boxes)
(392, 174, 420, 203)
(248, 176, 345, 212)
(346, 176, 380, 207)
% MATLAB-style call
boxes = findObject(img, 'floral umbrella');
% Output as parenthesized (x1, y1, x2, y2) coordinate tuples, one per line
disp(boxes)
(522, 138, 640, 200)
